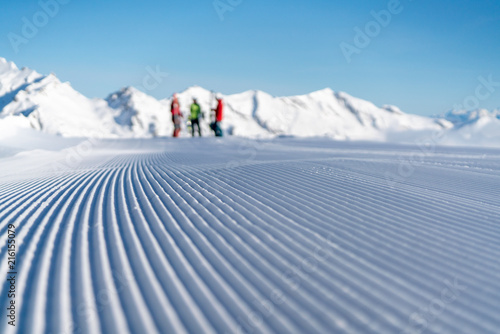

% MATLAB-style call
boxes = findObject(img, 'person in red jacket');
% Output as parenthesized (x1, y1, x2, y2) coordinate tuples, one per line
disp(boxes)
(171, 93, 182, 137)
(211, 95, 224, 137)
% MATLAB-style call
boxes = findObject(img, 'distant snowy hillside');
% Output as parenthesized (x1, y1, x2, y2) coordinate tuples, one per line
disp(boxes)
(2, 57, 500, 146)
(106, 87, 173, 137)
(438, 109, 500, 147)
(158, 86, 450, 140)
(0, 58, 121, 138)
(443, 109, 500, 125)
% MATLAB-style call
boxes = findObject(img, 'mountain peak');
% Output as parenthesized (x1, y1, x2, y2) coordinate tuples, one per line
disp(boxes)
(311, 87, 335, 94)
(0, 57, 19, 73)
(106, 86, 146, 100)
(121, 86, 142, 95)
(179, 85, 212, 97)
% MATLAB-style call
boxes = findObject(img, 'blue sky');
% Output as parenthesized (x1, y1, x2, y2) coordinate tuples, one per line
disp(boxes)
(1, 0, 499, 115)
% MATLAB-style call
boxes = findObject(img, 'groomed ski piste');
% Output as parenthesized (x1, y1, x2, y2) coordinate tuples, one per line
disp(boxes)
(0, 136, 499, 334)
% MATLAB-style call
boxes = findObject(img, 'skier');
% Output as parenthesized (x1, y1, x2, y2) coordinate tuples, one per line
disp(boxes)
(211, 95, 224, 137)
(190, 98, 202, 137)
(171, 93, 183, 137)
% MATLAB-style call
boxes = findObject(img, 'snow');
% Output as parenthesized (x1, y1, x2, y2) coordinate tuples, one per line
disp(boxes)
(0, 59, 122, 138)
(106, 86, 172, 137)
(5, 58, 500, 146)
(0, 137, 499, 333)
(2, 54, 500, 334)
(438, 109, 500, 147)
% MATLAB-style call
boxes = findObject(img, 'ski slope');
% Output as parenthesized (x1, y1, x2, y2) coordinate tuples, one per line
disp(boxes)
(0, 137, 499, 334)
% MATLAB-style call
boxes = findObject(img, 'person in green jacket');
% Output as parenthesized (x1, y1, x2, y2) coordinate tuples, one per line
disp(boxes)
(190, 98, 202, 137)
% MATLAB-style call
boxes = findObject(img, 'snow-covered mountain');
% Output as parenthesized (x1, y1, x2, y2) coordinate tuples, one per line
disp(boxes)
(437, 109, 500, 146)
(0, 58, 123, 138)
(106, 86, 173, 137)
(443, 108, 500, 127)
(2, 57, 500, 146)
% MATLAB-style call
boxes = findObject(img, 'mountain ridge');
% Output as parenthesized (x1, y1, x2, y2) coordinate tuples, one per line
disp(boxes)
(1, 58, 499, 146)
